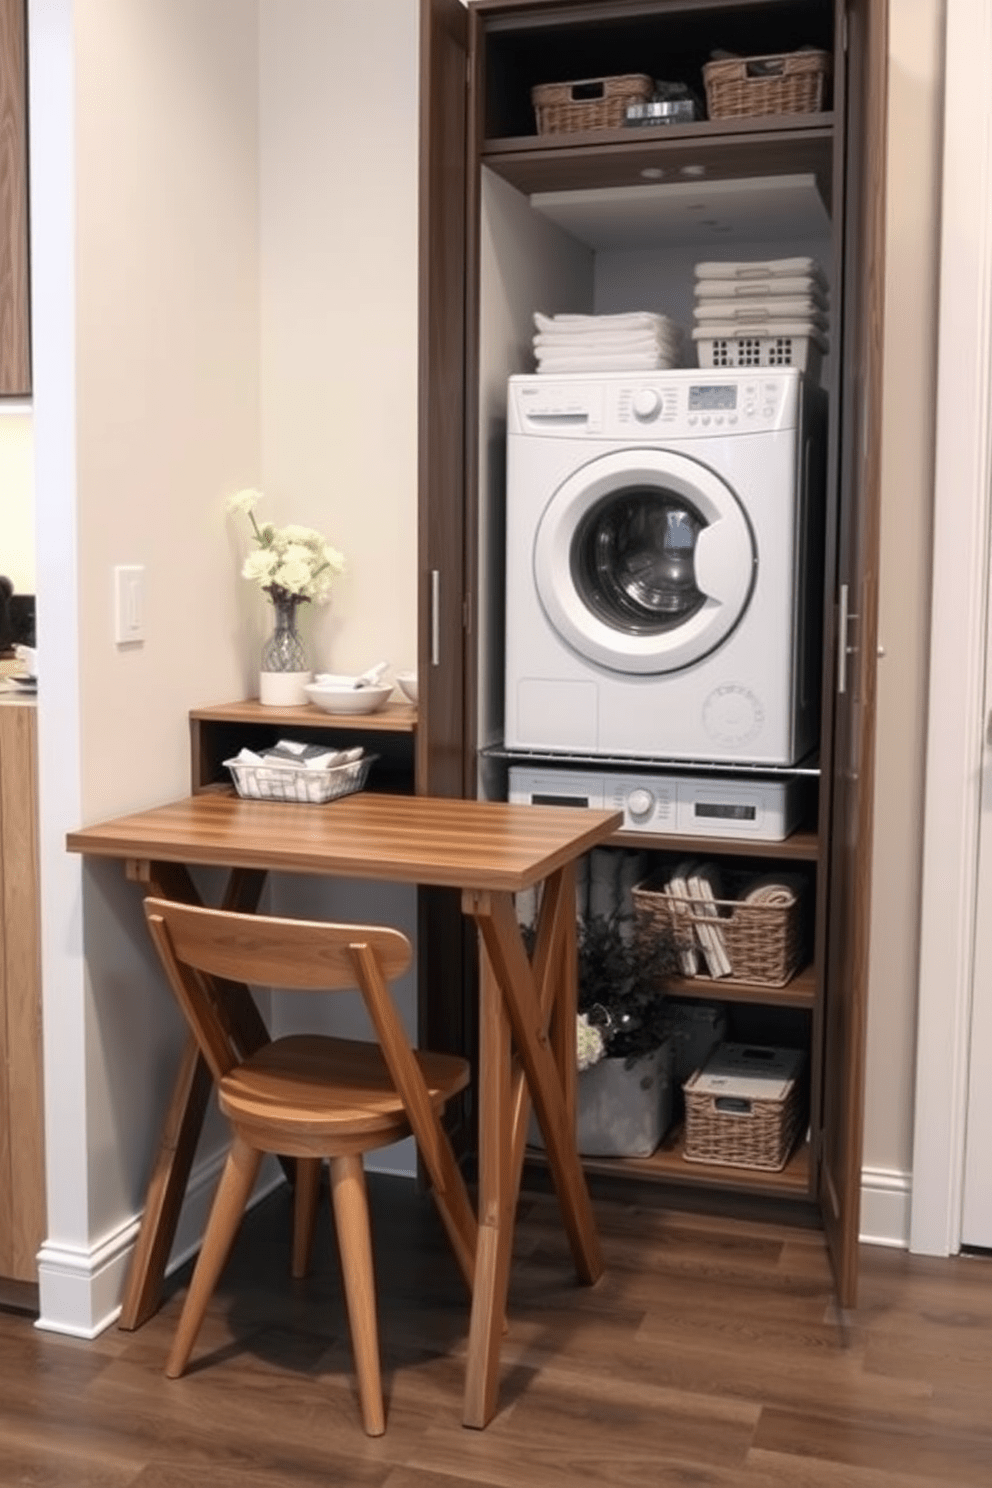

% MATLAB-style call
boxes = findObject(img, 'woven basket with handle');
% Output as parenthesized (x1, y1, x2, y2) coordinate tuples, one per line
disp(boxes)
(702, 50, 830, 119)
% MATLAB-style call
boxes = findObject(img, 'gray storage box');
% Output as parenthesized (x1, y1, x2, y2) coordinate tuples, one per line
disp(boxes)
(529, 1038, 673, 1157)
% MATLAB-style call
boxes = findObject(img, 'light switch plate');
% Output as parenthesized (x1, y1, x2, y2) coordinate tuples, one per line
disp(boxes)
(114, 565, 145, 645)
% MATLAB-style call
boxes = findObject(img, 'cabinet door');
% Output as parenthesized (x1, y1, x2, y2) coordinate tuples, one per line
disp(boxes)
(417, 0, 476, 1137)
(418, 0, 470, 800)
(819, 0, 888, 1310)
(0, 0, 29, 395)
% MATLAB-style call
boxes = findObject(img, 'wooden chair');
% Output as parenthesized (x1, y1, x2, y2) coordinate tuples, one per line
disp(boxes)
(143, 896, 475, 1436)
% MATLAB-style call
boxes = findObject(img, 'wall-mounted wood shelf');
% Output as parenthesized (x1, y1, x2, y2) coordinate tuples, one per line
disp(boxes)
(189, 698, 417, 794)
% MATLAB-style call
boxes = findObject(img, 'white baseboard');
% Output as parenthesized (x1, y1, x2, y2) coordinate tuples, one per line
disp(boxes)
(34, 1150, 912, 1336)
(859, 1166, 912, 1249)
(35, 1149, 284, 1339)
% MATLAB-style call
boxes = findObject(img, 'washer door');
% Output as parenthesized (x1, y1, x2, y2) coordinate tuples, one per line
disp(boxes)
(533, 448, 757, 675)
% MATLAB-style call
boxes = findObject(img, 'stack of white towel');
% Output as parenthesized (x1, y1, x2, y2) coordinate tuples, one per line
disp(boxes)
(533, 311, 684, 374)
(691, 256, 830, 364)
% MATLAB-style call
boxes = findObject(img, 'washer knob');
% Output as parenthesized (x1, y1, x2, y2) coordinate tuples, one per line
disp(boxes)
(631, 388, 661, 421)
(626, 787, 655, 821)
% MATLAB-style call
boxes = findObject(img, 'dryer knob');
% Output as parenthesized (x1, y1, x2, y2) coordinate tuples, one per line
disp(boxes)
(632, 388, 661, 421)
(627, 787, 655, 821)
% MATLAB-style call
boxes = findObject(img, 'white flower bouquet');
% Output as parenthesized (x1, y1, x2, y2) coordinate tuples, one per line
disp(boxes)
(226, 488, 345, 606)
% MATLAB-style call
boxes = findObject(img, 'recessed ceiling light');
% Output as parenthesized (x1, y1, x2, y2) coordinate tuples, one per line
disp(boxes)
(681, 164, 706, 177)
(640, 167, 664, 179)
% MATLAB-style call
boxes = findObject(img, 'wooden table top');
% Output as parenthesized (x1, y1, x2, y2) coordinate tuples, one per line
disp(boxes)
(66, 791, 622, 892)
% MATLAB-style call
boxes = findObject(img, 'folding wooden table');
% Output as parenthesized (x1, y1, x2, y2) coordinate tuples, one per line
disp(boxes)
(67, 790, 621, 1427)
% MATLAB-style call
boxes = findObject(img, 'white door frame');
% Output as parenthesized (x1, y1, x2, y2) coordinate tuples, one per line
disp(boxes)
(911, 0, 992, 1254)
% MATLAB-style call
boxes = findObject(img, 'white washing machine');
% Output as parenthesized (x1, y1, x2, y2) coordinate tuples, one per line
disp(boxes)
(504, 367, 825, 766)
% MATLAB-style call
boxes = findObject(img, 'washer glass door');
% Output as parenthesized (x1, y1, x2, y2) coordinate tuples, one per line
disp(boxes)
(534, 448, 756, 674)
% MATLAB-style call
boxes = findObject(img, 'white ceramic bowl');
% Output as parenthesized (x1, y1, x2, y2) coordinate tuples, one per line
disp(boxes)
(305, 682, 392, 715)
(395, 671, 418, 704)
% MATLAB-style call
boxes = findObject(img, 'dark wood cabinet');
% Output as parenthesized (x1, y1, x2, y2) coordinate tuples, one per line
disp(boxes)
(0, 0, 30, 396)
(418, 0, 887, 1308)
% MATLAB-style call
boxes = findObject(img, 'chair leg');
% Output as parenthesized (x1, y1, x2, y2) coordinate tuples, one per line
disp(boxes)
(329, 1153, 385, 1437)
(166, 1134, 262, 1379)
(292, 1158, 322, 1279)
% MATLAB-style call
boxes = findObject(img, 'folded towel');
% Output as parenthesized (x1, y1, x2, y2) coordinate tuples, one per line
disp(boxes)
(588, 846, 621, 922)
(535, 349, 680, 373)
(534, 330, 680, 353)
(535, 310, 679, 336)
(687, 864, 732, 979)
(666, 862, 701, 977)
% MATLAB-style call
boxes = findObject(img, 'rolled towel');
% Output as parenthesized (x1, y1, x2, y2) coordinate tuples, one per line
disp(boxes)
(743, 874, 805, 906)
(588, 846, 621, 922)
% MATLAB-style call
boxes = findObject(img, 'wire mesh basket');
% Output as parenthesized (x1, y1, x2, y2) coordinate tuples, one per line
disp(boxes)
(224, 753, 374, 804)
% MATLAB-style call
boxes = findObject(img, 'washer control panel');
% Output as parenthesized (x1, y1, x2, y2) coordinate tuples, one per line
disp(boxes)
(508, 765, 801, 842)
(508, 368, 800, 440)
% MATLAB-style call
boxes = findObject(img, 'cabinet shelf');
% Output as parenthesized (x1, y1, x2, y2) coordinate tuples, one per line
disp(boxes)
(482, 116, 834, 200)
(527, 1126, 812, 1198)
(607, 826, 819, 860)
(664, 961, 817, 1009)
(189, 698, 417, 794)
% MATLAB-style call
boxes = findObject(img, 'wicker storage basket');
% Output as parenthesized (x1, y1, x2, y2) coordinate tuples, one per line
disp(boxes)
(702, 50, 830, 120)
(683, 1044, 806, 1171)
(632, 869, 808, 987)
(532, 73, 654, 134)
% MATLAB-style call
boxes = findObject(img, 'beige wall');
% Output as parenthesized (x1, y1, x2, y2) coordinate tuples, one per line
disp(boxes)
(257, 0, 419, 678)
(864, 0, 944, 1184)
(32, 0, 263, 1325)
(0, 410, 34, 594)
(74, 0, 261, 822)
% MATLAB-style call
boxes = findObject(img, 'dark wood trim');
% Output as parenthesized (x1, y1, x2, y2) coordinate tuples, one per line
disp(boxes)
(818, 0, 888, 1311)
(0, 0, 30, 394)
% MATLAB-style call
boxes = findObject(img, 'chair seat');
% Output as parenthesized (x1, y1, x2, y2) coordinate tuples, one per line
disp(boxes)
(219, 1034, 470, 1142)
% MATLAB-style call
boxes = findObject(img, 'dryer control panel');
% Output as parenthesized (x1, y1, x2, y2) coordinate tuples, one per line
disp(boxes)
(509, 367, 801, 439)
(508, 765, 801, 842)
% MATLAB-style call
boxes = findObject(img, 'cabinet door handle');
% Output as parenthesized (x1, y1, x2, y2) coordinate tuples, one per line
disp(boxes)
(837, 583, 859, 696)
(430, 569, 441, 667)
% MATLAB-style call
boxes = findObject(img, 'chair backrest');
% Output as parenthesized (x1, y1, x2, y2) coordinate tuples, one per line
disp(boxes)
(143, 897, 413, 1085)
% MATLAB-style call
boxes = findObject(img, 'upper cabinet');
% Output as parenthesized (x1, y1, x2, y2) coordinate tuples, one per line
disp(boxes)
(0, 0, 30, 397)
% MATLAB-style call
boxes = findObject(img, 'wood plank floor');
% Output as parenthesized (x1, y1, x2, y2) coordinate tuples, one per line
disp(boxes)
(1, 1176, 991, 1486)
